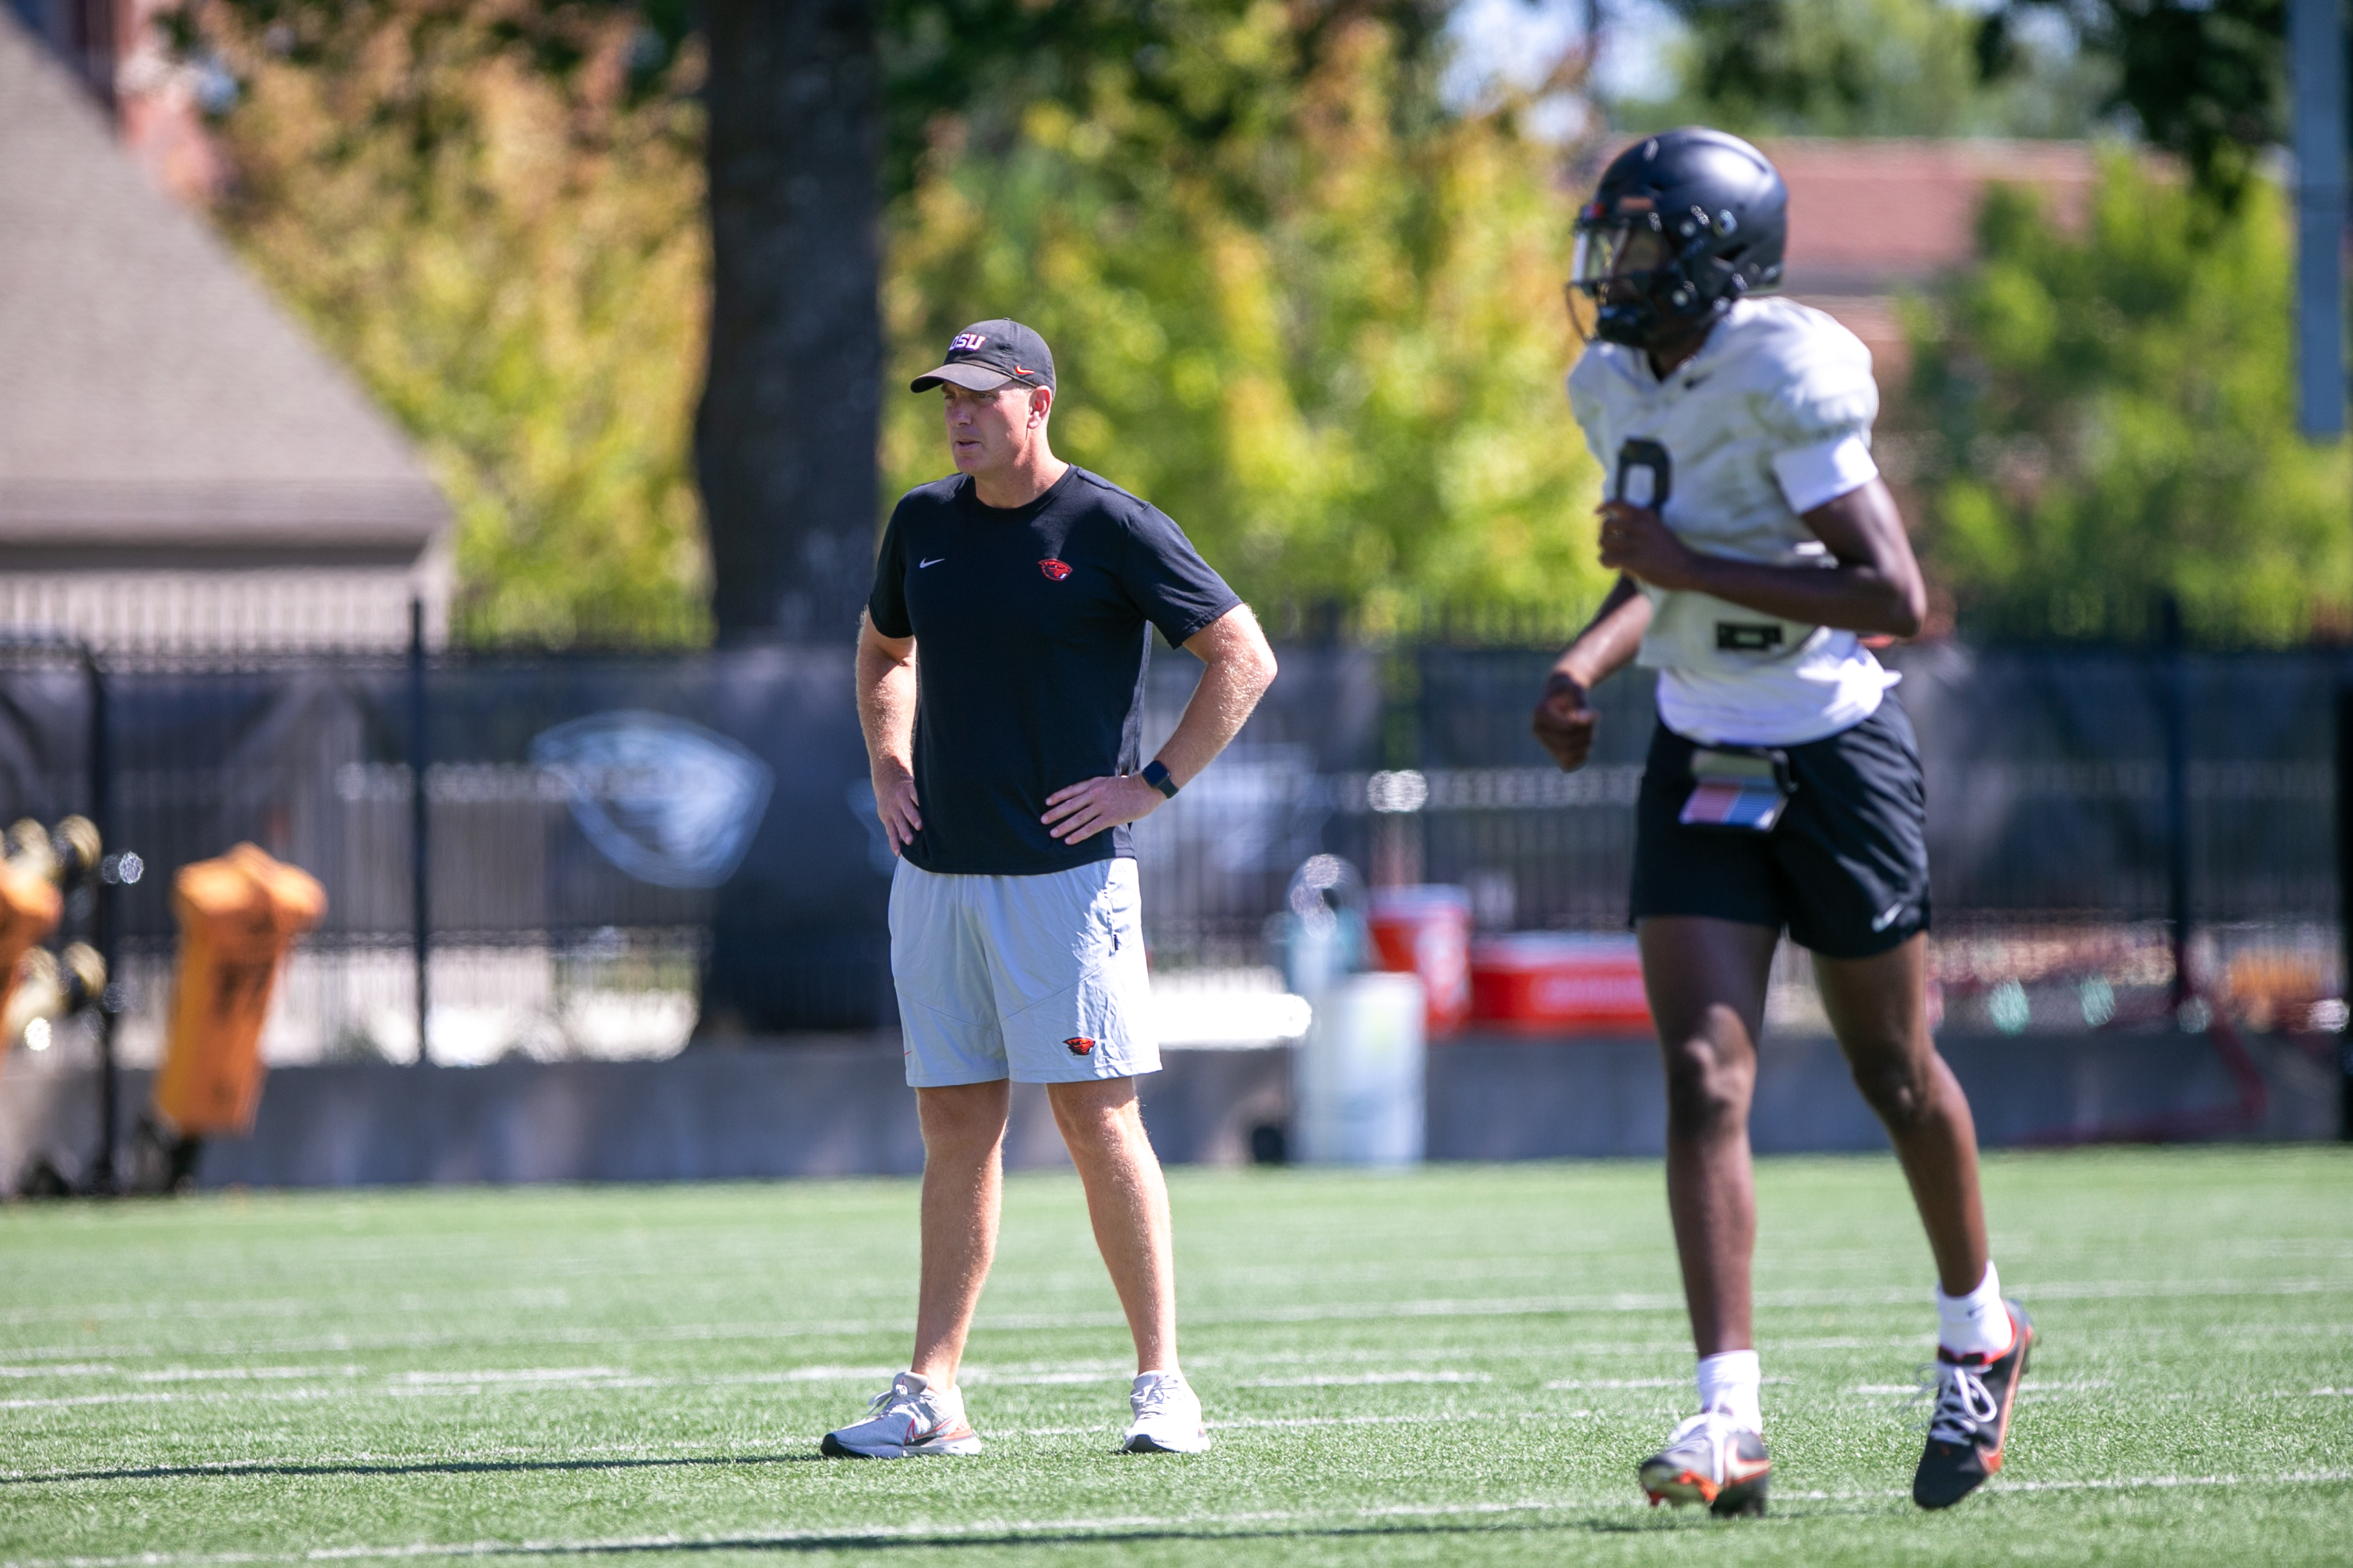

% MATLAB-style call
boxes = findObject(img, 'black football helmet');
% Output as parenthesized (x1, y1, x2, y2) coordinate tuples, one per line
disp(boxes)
(1569, 128, 1788, 351)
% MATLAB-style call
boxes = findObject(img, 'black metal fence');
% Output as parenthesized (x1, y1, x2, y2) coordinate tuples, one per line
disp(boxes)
(0, 638, 2345, 1058)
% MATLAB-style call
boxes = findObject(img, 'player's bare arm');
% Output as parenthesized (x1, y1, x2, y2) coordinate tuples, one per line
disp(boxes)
(1597, 476, 1926, 638)
(854, 612, 922, 853)
(1043, 604, 1278, 844)
(1532, 575, 1652, 774)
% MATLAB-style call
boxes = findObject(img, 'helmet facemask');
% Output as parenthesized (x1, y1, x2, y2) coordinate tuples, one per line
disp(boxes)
(1568, 202, 1755, 351)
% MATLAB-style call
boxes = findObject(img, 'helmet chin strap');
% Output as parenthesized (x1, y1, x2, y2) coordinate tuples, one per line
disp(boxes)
(1591, 278, 1722, 370)
(1641, 313, 1720, 377)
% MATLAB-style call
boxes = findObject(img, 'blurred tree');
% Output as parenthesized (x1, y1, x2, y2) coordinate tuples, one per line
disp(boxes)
(185, 0, 711, 646)
(1980, 0, 2288, 203)
(1905, 157, 2352, 643)
(696, 0, 882, 644)
(881, 0, 1455, 199)
(884, 5, 1612, 640)
(1622, 0, 2114, 139)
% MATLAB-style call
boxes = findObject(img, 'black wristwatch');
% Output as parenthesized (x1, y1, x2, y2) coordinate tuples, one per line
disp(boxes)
(1140, 760, 1179, 798)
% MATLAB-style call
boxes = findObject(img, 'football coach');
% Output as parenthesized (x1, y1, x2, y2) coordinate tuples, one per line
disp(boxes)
(827, 319, 1279, 1460)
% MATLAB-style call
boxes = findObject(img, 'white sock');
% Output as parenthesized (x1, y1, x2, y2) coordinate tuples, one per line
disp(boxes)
(1936, 1262, 2015, 1358)
(1696, 1350, 1763, 1430)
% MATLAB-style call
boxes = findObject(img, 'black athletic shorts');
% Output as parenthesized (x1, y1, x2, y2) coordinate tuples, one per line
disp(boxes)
(1628, 694, 1931, 959)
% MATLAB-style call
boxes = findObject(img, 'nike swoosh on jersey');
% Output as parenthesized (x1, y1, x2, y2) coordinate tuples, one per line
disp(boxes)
(919, 557, 945, 568)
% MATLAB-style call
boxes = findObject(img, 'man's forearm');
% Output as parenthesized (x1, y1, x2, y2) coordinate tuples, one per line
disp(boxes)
(856, 643, 918, 779)
(1156, 638, 1276, 787)
(1676, 554, 1919, 637)
(1554, 575, 1651, 690)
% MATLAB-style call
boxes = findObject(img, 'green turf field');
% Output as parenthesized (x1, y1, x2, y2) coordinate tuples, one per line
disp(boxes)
(1, 1147, 2348, 1566)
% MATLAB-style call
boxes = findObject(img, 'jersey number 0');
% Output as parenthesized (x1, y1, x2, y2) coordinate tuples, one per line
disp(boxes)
(1615, 438, 1671, 510)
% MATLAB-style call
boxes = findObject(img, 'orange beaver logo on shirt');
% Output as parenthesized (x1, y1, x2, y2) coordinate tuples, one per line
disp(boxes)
(1039, 559, 1073, 581)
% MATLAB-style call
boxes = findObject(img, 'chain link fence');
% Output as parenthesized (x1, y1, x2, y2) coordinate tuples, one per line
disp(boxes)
(0, 637, 2344, 1063)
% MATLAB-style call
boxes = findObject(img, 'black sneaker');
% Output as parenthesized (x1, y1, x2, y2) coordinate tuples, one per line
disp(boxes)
(1913, 1300, 2034, 1510)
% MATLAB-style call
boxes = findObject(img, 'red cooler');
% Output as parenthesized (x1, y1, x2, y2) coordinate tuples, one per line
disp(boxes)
(1368, 885, 1472, 1038)
(1470, 933, 1652, 1034)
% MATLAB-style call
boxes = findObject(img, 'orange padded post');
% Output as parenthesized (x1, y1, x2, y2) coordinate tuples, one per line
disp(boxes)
(0, 862, 62, 1081)
(152, 845, 326, 1137)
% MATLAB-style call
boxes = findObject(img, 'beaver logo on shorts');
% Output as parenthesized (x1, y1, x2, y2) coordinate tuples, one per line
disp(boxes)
(1064, 1036, 1096, 1056)
(1039, 559, 1073, 581)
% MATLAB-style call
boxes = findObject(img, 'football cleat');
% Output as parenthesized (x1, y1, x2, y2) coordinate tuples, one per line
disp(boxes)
(1913, 1300, 2034, 1509)
(820, 1371, 981, 1458)
(1121, 1369, 1211, 1454)
(1639, 1410, 1771, 1517)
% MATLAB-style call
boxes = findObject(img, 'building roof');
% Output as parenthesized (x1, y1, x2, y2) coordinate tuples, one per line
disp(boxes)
(1755, 138, 2104, 390)
(0, 7, 447, 569)
(1767, 138, 2102, 296)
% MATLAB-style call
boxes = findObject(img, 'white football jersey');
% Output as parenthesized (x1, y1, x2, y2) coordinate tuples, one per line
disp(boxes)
(1566, 297, 1897, 747)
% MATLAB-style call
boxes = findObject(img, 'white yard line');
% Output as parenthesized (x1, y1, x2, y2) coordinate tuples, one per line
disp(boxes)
(11, 1274, 2342, 1359)
(1240, 1372, 1493, 1387)
(1003, 1411, 1583, 1437)
(391, 1370, 631, 1386)
(136, 1368, 364, 1385)
(0, 1365, 114, 1378)
(0, 1393, 175, 1412)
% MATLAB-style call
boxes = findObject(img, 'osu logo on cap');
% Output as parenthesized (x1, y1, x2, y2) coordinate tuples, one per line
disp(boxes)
(1039, 559, 1072, 581)
(1064, 1036, 1096, 1056)
(950, 332, 988, 352)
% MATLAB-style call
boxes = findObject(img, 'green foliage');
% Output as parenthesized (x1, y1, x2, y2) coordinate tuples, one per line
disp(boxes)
(883, 7, 1611, 640)
(880, 0, 1455, 201)
(1625, 0, 2115, 139)
(1988, 0, 2286, 204)
(189, 0, 713, 647)
(1906, 156, 2352, 645)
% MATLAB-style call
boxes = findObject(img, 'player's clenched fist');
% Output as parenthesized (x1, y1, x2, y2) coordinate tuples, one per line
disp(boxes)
(1531, 673, 1599, 772)
(1596, 501, 1701, 591)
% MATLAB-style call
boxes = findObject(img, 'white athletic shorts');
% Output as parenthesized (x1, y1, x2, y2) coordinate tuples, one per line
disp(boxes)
(889, 856, 1160, 1087)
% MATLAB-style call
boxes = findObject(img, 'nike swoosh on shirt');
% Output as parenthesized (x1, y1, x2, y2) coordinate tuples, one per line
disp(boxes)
(919, 557, 945, 568)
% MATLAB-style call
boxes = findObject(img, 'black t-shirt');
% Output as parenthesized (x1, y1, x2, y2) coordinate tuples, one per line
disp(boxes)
(867, 466, 1240, 875)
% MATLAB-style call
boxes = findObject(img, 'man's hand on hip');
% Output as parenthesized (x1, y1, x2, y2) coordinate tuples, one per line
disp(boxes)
(875, 770, 923, 853)
(1043, 774, 1166, 844)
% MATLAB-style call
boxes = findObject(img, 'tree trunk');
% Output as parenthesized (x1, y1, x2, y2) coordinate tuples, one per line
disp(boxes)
(696, 0, 891, 1036)
(696, 0, 881, 645)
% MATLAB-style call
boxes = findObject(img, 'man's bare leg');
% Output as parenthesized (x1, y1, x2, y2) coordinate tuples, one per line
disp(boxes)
(1047, 1076, 1177, 1373)
(910, 1081, 1010, 1387)
(1813, 936, 1989, 1296)
(1639, 916, 1780, 1356)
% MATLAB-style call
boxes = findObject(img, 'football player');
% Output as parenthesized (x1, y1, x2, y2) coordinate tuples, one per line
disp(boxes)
(1532, 128, 2032, 1515)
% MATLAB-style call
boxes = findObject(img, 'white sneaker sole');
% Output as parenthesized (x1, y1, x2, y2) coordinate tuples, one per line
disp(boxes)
(821, 1431, 983, 1458)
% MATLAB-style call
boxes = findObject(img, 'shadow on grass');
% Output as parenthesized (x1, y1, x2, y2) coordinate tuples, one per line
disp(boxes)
(446, 1509, 1887, 1557)
(1, 1452, 830, 1486)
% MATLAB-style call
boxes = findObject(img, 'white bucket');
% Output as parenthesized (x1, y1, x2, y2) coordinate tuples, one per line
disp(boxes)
(1293, 971, 1426, 1166)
